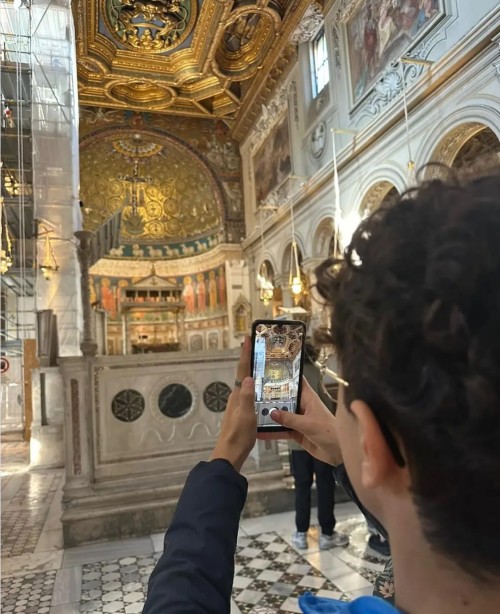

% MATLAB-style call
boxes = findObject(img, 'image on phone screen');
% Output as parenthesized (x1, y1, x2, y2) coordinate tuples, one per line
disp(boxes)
(252, 321, 305, 429)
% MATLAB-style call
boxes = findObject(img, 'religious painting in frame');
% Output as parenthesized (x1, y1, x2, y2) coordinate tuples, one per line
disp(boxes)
(253, 111, 292, 205)
(345, 0, 444, 105)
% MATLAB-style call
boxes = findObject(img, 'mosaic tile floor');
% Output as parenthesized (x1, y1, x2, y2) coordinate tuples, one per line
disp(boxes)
(0, 569, 57, 614)
(0, 440, 387, 613)
(1, 471, 62, 558)
(80, 553, 162, 614)
(232, 532, 349, 613)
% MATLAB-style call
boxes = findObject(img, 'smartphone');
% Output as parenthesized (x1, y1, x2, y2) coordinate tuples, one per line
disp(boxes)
(250, 319, 307, 432)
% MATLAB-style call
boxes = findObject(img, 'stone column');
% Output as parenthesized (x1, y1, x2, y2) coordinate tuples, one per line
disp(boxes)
(121, 314, 127, 355)
(74, 231, 97, 357)
(180, 309, 187, 350)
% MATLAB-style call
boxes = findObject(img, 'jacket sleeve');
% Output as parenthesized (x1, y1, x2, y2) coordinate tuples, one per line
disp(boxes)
(143, 459, 248, 614)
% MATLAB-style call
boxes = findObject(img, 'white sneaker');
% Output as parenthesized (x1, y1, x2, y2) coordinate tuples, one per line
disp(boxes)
(319, 531, 349, 550)
(291, 531, 308, 549)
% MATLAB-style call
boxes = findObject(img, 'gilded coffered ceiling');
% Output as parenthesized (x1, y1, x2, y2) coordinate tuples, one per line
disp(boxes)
(74, 0, 314, 134)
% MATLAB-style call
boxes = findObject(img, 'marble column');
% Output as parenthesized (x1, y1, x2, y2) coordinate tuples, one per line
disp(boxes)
(74, 231, 97, 357)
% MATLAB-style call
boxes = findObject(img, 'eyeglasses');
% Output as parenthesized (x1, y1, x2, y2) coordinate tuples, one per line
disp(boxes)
(322, 367, 406, 469)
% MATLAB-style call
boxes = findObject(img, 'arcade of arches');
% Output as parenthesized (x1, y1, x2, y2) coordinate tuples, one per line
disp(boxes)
(1, 1, 499, 611)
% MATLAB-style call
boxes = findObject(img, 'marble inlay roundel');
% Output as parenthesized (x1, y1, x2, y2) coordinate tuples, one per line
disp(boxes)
(158, 383, 192, 418)
(111, 389, 145, 422)
(203, 381, 231, 413)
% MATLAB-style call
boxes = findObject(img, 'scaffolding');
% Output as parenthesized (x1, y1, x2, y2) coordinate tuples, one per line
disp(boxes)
(0, 0, 82, 436)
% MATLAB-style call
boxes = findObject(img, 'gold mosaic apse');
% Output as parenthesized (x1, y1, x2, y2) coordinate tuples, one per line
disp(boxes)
(80, 129, 223, 244)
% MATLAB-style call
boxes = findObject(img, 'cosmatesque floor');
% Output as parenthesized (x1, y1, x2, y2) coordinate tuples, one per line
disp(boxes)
(1, 439, 388, 613)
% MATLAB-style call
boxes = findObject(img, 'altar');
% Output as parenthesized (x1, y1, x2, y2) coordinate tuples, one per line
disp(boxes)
(120, 266, 186, 354)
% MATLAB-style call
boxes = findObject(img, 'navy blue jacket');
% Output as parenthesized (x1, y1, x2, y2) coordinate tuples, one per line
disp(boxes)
(144, 459, 247, 614)
(143, 460, 400, 614)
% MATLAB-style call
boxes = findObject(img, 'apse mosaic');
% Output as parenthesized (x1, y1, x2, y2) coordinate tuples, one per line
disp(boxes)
(79, 110, 245, 254)
(80, 127, 223, 245)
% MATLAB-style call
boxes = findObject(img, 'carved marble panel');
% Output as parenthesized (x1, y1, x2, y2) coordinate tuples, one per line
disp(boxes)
(203, 382, 231, 413)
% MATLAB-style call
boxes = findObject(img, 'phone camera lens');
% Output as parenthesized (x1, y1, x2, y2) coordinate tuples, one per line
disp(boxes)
(261, 407, 269, 416)
(281, 406, 288, 412)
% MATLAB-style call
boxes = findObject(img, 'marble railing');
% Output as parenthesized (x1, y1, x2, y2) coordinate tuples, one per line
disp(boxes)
(59, 349, 287, 546)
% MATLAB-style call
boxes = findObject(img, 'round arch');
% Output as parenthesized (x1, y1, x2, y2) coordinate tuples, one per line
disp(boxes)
(278, 232, 307, 277)
(451, 126, 500, 169)
(311, 217, 335, 259)
(418, 104, 500, 171)
(257, 258, 276, 283)
(256, 251, 278, 278)
(351, 166, 407, 214)
(359, 181, 399, 216)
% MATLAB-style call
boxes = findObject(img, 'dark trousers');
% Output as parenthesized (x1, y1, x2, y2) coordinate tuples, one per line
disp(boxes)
(290, 450, 336, 536)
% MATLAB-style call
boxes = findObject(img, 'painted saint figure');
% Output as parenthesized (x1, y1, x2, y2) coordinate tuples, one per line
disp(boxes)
(196, 273, 207, 313)
(208, 271, 217, 311)
(100, 278, 117, 318)
(183, 276, 195, 314)
(217, 266, 227, 307)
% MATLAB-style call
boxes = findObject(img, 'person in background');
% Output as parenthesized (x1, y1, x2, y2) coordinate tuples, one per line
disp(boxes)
(366, 519, 390, 558)
(290, 341, 348, 550)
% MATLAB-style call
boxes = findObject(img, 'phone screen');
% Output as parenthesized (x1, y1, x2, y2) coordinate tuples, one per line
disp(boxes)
(251, 320, 306, 430)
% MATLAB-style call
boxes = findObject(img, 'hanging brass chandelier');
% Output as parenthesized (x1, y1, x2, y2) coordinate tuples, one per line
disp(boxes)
(288, 195, 303, 300)
(39, 231, 59, 281)
(289, 239, 303, 298)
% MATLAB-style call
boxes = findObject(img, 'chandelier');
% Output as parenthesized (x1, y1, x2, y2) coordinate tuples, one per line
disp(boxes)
(288, 196, 303, 300)
(0, 198, 13, 274)
(39, 231, 59, 281)
(289, 240, 303, 301)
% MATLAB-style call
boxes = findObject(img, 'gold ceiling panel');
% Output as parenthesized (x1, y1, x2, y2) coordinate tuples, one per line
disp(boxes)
(75, 0, 313, 124)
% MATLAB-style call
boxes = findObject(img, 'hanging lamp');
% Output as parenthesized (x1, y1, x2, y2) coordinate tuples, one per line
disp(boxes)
(288, 198, 303, 299)
(39, 231, 59, 281)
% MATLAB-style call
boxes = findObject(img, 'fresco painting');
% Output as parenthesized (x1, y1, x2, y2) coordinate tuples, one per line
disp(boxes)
(253, 112, 292, 204)
(347, 0, 441, 102)
(91, 265, 228, 322)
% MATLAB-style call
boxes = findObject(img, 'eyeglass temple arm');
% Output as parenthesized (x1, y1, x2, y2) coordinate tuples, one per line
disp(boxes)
(314, 361, 349, 388)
